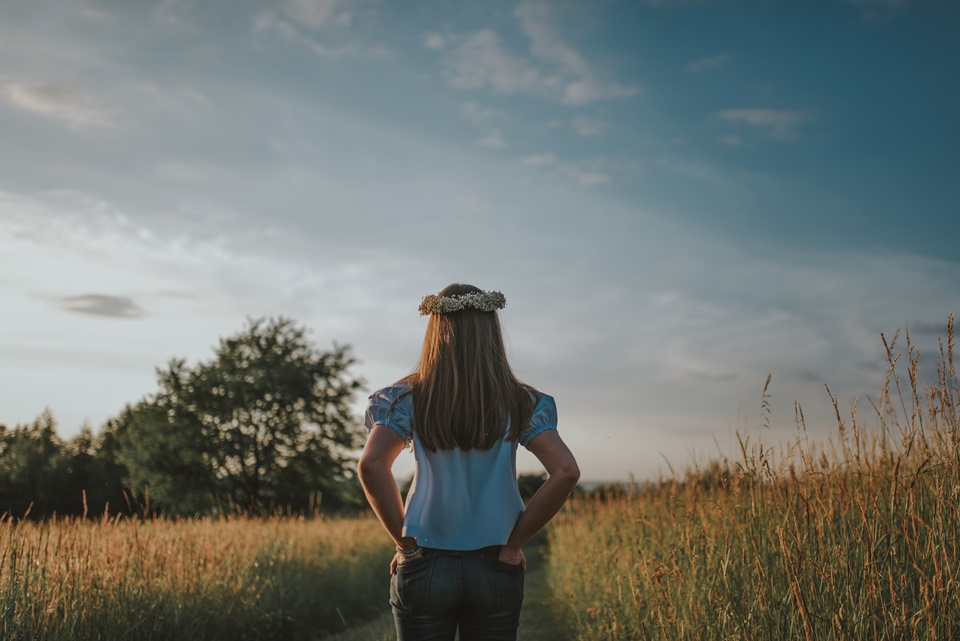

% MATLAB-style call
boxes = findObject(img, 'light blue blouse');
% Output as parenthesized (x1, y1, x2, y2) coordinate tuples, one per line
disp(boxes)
(364, 382, 558, 550)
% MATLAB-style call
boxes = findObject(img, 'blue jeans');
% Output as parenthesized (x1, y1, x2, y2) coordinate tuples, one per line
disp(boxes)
(390, 546, 525, 641)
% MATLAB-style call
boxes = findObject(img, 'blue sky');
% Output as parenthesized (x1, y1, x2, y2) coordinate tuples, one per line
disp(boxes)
(1, 0, 957, 481)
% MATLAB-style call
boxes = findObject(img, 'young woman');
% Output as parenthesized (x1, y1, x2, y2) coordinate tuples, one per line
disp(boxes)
(359, 283, 580, 641)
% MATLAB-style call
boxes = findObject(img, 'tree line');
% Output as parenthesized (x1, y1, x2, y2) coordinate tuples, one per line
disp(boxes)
(0, 317, 366, 519)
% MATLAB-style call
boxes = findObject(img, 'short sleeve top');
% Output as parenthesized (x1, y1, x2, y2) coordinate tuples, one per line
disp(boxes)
(364, 382, 558, 550)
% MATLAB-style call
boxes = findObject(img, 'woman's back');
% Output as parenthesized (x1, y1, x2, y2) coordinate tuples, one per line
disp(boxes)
(358, 284, 579, 641)
(365, 382, 558, 549)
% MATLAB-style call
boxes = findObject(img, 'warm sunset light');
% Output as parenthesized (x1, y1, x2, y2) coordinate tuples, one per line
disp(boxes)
(1, 2, 958, 638)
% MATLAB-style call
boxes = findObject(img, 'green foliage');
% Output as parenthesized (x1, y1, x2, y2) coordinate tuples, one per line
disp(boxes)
(0, 410, 62, 516)
(0, 412, 127, 518)
(517, 472, 546, 502)
(112, 316, 365, 515)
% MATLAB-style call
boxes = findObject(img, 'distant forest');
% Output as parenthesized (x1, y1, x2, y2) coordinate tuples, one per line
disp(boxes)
(0, 317, 366, 519)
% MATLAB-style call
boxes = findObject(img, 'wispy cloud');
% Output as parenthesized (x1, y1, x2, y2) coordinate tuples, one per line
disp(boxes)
(445, 30, 549, 96)
(2, 82, 112, 128)
(519, 152, 611, 186)
(282, 0, 353, 29)
(474, 129, 506, 148)
(153, 0, 196, 27)
(422, 31, 448, 50)
(462, 102, 505, 125)
(253, 1, 379, 57)
(61, 294, 144, 319)
(570, 115, 607, 136)
(562, 79, 637, 106)
(514, 2, 589, 76)
(715, 134, 742, 147)
(686, 53, 732, 73)
(717, 108, 815, 141)
(520, 153, 556, 166)
(562, 166, 611, 186)
(435, 3, 638, 106)
(516, 2, 639, 105)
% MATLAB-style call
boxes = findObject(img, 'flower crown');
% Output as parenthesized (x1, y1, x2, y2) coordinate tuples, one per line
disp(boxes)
(418, 290, 507, 316)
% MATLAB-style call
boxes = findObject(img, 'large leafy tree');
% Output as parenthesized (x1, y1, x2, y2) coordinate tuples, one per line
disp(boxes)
(114, 317, 365, 515)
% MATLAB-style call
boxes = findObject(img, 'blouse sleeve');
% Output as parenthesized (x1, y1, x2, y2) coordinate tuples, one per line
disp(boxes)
(519, 392, 558, 448)
(364, 386, 414, 446)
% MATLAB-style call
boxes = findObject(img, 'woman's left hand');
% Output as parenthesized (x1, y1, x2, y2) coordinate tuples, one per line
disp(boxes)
(390, 548, 423, 574)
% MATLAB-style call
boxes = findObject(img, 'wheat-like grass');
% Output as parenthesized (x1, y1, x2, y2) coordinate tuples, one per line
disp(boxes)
(0, 515, 393, 641)
(548, 316, 960, 640)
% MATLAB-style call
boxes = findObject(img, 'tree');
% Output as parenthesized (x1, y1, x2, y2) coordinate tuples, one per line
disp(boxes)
(114, 317, 365, 515)
(0, 410, 64, 517)
(517, 472, 547, 502)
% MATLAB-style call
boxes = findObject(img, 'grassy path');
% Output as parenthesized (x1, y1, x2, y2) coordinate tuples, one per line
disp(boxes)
(324, 532, 570, 641)
(515, 532, 572, 641)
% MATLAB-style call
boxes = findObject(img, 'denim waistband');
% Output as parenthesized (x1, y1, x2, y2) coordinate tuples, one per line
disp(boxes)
(420, 545, 501, 558)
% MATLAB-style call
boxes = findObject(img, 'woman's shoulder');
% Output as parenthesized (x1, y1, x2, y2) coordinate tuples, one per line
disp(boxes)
(365, 380, 415, 441)
(526, 387, 555, 409)
(368, 380, 413, 404)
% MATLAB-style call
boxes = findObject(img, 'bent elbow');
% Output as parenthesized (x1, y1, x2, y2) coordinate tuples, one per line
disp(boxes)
(357, 454, 384, 482)
(556, 463, 580, 489)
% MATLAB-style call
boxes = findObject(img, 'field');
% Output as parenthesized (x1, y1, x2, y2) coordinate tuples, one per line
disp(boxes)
(548, 322, 960, 639)
(2, 320, 958, 640)
(0, 516, 394, 641)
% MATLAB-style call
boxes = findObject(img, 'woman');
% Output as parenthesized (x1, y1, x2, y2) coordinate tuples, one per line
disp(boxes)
(359, 283, 580, 641)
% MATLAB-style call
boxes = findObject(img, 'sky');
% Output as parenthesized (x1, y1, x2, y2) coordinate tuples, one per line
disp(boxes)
(1, 0, 958, 482)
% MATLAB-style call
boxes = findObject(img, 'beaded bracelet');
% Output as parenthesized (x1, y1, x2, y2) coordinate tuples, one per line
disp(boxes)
(396, 545, 423, 558)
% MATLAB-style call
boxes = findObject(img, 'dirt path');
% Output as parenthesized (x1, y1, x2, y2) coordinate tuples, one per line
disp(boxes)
(324, 533, 570, 641)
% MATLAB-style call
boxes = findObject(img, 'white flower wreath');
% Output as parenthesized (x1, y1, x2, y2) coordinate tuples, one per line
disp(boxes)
(418, 290, 507, 316)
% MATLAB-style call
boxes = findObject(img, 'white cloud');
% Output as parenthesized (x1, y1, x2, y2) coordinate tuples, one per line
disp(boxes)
(422, 32, 447, 50)
(462, 102, 505, 125)
(715, 134, 742, 147)
(515, 2, 589, 76)
(717, 108, 815, 141)
(686, 53, 733, 73)
(520, 153, 556, 166)
(3, 82, 112, 128)
(572, 170, 611, 186)
(253, 11, 379, 57)
(520, 153, 612, 186)
(562, 78, 638, 106)
(68, 2, 112, 21)
(570, 115, 607, 136)
(437, 4, 638, 106)
(153, 0, 195, 26)
(475, 129, 506, 148)
(446, 30, 549, 95)
(557, 162, 611, 186)
(283, 0, 345, 29)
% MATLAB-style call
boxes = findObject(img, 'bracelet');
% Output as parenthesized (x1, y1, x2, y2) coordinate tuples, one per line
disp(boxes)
(396, 545, 423, 558)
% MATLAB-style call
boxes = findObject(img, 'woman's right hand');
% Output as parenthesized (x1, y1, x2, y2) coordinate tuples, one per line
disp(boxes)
(498, 545, 526, 568)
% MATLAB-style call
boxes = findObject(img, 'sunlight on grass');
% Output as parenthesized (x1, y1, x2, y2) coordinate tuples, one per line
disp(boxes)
(0, 516, 393, 641)
(547, 317, 960, 639)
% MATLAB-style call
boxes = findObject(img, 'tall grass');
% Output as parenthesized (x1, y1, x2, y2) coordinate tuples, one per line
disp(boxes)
(548, 317, 960, 639)
(0, 515, 393, 641)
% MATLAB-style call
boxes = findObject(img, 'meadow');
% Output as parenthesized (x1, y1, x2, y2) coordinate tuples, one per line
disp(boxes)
(2, 318, 957, 640)
(0, 516, 394, 640)
(548, 320, 960, 639)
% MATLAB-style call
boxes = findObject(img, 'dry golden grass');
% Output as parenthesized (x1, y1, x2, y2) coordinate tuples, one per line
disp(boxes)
(547, 317, 960, 640)
(0, 515, 393, 641)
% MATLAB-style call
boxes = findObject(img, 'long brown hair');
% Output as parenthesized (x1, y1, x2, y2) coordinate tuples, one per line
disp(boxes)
(401, 283, 536, 452)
